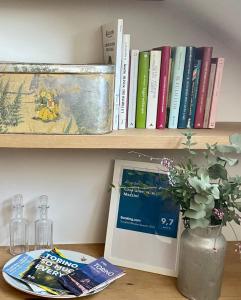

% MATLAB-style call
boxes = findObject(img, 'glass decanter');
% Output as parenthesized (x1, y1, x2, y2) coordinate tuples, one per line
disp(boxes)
(35, 195, 53, 250)
(9, 194, 29, 255)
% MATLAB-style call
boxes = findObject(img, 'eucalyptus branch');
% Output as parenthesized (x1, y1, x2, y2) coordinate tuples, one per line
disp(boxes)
(119, 185, 167, 191)
(128, 151, 165, 161)
(181, 131, 197, 155)
(128, 151, 173, 170)
(109, 183, 169, 193)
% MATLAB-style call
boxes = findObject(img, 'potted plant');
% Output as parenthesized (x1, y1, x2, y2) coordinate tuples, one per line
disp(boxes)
(162, 132, 241, 300)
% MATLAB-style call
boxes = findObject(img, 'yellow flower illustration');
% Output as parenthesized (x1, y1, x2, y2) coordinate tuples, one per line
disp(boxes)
(35, 88, 60, 122)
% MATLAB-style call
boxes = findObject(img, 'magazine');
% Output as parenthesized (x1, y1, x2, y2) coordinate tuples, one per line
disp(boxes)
(3, 253, 47, 294)
(3, 253, 34, 280)
(58, 257, 125, 296)
(21, 249, 86, 295)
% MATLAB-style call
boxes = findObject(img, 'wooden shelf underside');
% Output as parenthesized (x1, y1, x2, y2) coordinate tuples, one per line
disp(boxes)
(0, 243, 240, 299)
(0, 123, 240, 149)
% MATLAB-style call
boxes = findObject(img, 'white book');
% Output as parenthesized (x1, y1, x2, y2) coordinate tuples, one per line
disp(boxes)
(203, 63, 216, 128)
(146, 50, 162, 129)
(168, 47, 186, 129)
(128, 49, 139, 128)
(119, 34, 130, 129)
(102, 19, 123, 130)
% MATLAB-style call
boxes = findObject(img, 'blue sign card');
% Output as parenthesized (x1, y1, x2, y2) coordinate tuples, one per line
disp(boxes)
(116, 168, 179, 238)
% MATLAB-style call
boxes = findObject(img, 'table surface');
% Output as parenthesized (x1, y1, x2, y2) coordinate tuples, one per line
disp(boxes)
(0, 243, 241, 299)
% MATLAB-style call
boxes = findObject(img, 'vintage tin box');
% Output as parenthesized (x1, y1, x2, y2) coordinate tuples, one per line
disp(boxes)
(0, 63, 114, 134)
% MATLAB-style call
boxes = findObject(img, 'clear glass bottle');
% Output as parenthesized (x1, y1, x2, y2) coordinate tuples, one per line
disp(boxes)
(35, 195, 53, 250)
(9, 194, 29, 255)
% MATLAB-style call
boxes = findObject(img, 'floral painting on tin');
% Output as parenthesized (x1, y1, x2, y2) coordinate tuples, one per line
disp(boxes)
(0, 72, 113, 135)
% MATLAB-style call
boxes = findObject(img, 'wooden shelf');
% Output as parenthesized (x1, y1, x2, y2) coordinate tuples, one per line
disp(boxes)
(0, 122, 240, 149)
(0, 243, 240, 299)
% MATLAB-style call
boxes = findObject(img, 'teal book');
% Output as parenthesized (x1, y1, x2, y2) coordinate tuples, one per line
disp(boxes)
(168, 47, 186, 128)
(178, 47, 196, 128)
(187, 59, 201, 128)
(135, 51, 150, 128)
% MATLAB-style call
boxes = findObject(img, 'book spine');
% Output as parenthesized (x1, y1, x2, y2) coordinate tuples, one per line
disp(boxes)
(187, 59, 201, 128)
(128, 50, 139, 128)
(102, 19, 123, 130)
(177, 47, 196, 128)
(203, 63, 217, 128)
(119, 34, 130, 129)
(208, 58, 225, 128)
(136, 51, 150, 128)
(168, 47, 186, 129)
(146, 50, 162, 129)
(166, 56, 174, 125)
(156, 46, 171, 129)
(194, 47, 213, 128)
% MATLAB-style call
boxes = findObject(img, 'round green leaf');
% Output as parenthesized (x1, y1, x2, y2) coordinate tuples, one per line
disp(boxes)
(184, 209, 206, 219)
(194, 194, 209, 204)
(208, 164, 227, 180)
(190, 200, 205, 211)
(216, 144, 240, 153)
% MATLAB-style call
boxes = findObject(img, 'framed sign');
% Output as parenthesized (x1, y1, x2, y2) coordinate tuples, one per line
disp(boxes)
(104, 160, 181, 276)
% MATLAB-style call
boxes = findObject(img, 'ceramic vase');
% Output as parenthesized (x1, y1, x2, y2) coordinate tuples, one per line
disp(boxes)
(177, 226, 227, 300)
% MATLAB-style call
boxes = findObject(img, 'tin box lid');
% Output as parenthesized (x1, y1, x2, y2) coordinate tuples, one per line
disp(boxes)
(0, 63, 115, 74)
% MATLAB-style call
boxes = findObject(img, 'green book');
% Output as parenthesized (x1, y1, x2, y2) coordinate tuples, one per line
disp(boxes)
(135, 51, 150, 128)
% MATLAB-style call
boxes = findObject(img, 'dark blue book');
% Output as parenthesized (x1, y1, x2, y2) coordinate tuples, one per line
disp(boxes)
(58, 257, 124, 296)
(178, 47, 196, 128)
(187, 59, 202, 128)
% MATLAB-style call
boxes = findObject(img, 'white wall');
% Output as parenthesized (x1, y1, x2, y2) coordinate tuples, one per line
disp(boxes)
(0, 0, 241, 245)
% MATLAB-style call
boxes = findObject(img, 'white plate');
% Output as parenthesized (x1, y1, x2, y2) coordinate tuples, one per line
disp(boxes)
(2, 249, 106, 298)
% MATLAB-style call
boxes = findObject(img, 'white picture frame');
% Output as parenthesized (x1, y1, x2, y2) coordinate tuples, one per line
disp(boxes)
(104, 160, 181, 277)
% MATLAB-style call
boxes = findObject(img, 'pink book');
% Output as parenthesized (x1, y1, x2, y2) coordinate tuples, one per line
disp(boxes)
(156, 46, 171, 129)
(208, 57, 225, 128)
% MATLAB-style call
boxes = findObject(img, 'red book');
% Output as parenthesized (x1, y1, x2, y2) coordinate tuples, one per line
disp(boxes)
(194, 47, 213, 128)
(156, 46, 171, 129)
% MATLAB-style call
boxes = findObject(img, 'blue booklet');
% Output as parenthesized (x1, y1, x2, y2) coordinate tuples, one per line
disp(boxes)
(3, 253, 47, 294)
(58, 257, 124, 296)
(3, 253, 34, 280)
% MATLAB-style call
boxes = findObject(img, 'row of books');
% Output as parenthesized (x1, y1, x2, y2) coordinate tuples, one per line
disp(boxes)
(102, 19, 224, 130)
